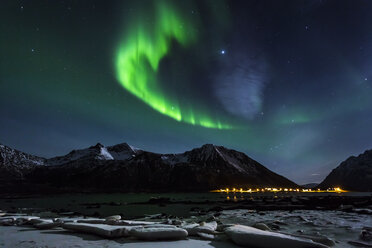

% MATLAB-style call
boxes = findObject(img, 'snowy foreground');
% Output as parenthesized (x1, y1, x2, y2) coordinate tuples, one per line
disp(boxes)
(0, 209, 371, 248)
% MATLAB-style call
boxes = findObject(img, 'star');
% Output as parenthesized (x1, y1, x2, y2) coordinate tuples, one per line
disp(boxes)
(31, 48, 35, 52)
(220, 50, 225, 55)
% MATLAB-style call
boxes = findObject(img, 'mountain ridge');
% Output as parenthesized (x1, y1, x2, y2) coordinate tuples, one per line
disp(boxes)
(318, 149, 372, 191)
(1, 142, 298, 193)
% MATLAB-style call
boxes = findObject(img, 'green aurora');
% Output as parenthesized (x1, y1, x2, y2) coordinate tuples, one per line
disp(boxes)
(115, 1, 232, 129)
(1, 0, 372, 184)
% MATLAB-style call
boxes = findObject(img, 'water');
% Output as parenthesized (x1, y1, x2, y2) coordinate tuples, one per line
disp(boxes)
(0, 192, 370, 217)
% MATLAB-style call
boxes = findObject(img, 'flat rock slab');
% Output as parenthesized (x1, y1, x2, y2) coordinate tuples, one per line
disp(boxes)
(129, 227, 188, 240)
(182, 221, 218, 236)
(225, 225, 330, 248)
(0, 226, 241, 248)
(62, 223, 135, 238)
(112, 220, 161, 226)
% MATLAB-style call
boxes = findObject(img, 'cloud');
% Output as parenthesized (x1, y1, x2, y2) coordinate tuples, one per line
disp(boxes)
(214, 54, 267, 120)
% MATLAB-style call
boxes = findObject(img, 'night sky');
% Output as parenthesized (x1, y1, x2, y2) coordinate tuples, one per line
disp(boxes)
(1, 0, 372, 184)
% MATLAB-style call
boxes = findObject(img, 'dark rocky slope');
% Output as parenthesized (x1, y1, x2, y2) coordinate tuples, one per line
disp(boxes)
(318, 149, 372, 191)
(0, 144, 45, 181)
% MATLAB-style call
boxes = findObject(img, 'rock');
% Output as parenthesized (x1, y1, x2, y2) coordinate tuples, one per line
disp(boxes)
(182, 223, 199, 235)
(144, 213, 163, 219)
(77, 218, 106, 224)
(129, 227, 188, 240)
(171, 219, 183, 225)
(339, 205, 353, 211)
(182, 221, 218, 236)
(108, 220, 160, 226)
(3, 216, 41, 225)
(105, 215, 121, 221)
(253, 223, 271, 231)
(194, 221, 218, 234)
(360, 228, 372, 241)
(143, 224, 177, 229)
(197, 232, 215, 240)
(217, 224, 235, 232)
(348, 240, 372, 247)
(279, 232, 335, 246)
(225, 225, 330, 248)
(62, 223, 134, 238)
(353, 209, 372, 215)
(34, 221, 60, 229)
(0, 218, 14, 226)
(30, 219, 53, 225)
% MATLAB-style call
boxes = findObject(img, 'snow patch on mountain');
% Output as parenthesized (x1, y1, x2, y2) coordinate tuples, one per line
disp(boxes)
(214, 146, 245, 173)
(47, 143, 139, 166)
(98, 147, 114, 160)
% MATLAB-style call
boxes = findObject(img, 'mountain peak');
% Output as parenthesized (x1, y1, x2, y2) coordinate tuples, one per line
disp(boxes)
(89, 143, 104, 149)
(318, 148, 372, 191)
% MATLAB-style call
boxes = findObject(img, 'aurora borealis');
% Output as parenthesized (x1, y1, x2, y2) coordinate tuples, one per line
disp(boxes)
(116, 1, 232, 129)
(1, 0, 372, 184)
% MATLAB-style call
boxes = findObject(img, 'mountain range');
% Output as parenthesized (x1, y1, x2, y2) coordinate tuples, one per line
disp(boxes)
(0, 142, 297, 193)
(1, 142, 371, 192)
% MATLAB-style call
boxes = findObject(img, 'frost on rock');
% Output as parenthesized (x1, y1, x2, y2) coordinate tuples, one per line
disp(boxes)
(129, 227, 188, 240)
(225, 225, 329, 248)
(62, 223, 134, 238)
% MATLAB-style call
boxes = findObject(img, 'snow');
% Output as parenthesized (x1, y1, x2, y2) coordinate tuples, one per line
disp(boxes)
(47, 146, 117, 166)
(181, 221, 218, 236)
(0, 226, 241, 248)
(105, 215, 121, 221)
(98, 147, 114, 160)
(129, 227, 188, 240)
(225, 225, 329, 248)
(62, 223, 133, 238)
(77, 219, 107, 224)
(215, 147, 244, 172)
(110, 220, 161, 226)
(107, 143, 137, 160)
(46, 143, 142, 166)
(129, 145, 140, 152)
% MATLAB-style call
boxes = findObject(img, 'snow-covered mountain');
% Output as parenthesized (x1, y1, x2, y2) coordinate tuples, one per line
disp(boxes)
(1, 142, 298, 192)
(0, 144, 45, 180)
(26, 143, 297, 192)
(46, 143, 140, 166)
(318, 149, 372, 191)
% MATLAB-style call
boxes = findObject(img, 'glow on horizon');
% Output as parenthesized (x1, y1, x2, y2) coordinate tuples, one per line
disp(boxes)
(211, 187, 348, 193)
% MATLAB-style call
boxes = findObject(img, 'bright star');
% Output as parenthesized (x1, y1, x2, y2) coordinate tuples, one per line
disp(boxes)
(220, 50, 225, 54)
